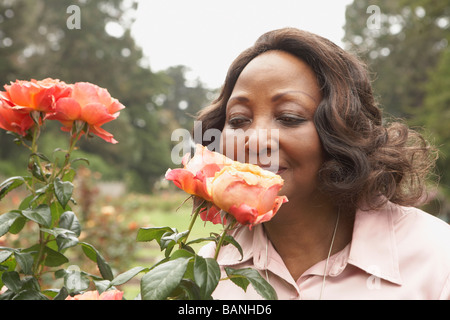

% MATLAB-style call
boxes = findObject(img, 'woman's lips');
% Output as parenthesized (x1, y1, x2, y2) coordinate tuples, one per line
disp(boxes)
(258, 165, 287, 175)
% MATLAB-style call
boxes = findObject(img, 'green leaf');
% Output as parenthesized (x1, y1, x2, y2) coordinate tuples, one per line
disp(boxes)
(53, 287, 69, 300)
(223, 235, 244, 261)
(62, 168, 76, 182)
(18, 194, 33, 210)
(141, 257, 190, 300)
(56, 233, 79, 251)
(80, 242, 97, 262)
(109, 266, 148, 287)
(20, 276, 40, 292)
(80, 242, 113, 280)
(224, 267, 250, 292)
(194, 255, 220, 300)
(94, 280, 111, 294)
(64, 269, 90, 293)
(14, 252, 34, 275)
(44, 246, 69, 267)
(97, 252, 114, 281)
(59, 211, 81, 237)
(225, 267, 277, 300)
(170, 279, 202, 300)
(24, 244, 69, 267)
(40, 227, 79, 250)
(8, 216, 27, 234)
(13, 289, 49, 300)
(29, 160, 45, 181)
(0, 176, 26, 201)
(185, 236, 216, 246)
(30, 152, 50, 163)
(0, 250, 13, 264)
(169, 249, 195, 260)
(0, 211, 22, 237)
(1, 271, 22, 293)
(54, 178, 74, 208)
(136, 226, 175, 243)
(22, 204, 52, 227)
(0, 254, 17, 290)
(160, 230, 189, 257)
(44, 287, 68, 300)
(170, 250, 195, 281)
(50, 201, 66, 225)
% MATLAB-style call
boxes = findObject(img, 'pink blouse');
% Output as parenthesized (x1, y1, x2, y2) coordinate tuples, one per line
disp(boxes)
(199, 202, 450, 299)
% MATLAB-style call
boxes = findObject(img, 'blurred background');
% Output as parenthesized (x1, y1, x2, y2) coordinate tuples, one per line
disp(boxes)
(0, 0, 448, 297)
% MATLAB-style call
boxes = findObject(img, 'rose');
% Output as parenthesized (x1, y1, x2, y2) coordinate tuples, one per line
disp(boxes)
(166, 144, 288, 228)
(2, 78, 71, 113)
(65, 290, 124, 300)
(46, 82, 125, 144)
(165, 144, 233, 202)
(0, 98, 34, 136)
(207, 162, 288, 228)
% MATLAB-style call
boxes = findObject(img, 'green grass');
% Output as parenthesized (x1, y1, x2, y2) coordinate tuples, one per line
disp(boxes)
(109, 191, 223, 299)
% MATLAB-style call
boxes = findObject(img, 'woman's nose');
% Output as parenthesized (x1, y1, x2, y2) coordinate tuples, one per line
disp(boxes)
(220, 121, 280, 167)
(245, 128, 279, 152)
(245, 126, 280, 167)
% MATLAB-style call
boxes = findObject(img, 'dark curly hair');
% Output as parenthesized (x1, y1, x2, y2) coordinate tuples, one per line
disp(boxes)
(196, 28, 437, 212)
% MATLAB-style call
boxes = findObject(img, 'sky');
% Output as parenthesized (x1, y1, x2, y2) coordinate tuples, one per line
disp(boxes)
(131, 0, 354, 89)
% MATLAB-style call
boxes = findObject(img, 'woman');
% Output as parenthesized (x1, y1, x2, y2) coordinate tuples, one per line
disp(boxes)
(197, 28, 450, 299)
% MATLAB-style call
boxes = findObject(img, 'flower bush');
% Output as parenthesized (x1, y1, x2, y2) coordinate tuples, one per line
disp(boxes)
(0, 78, 124, 300)
(0, 79, 286, 300)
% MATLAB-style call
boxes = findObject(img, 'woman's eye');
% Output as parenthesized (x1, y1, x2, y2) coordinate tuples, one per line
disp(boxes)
(277, 115, 305, 126)
(227, 117, 251, 128)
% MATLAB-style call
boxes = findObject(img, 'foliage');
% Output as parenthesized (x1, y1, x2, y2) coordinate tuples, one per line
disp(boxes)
(0, 121, 113, 300)
(343, 0, 450, 218)
(133, 204, 277, 300)
(422, 46, 450, 199)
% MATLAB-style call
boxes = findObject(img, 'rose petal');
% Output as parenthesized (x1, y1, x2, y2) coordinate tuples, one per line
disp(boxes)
(99, 290, 124, 300)
(51, 97, 82, 122)
(228, 203, 259, 226)
(89, 125, 118, 144)
(199, 205, 224, 225)
(165, 168, 212, 201)
(81, 103, 116, 126)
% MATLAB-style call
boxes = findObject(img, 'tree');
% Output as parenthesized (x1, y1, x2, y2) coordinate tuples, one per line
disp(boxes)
(422, 46, 450, 198)
(343, 0, 449, 118)
(0, 0, 172, 192)
(343, 0, 450, 217)
(158, 65, 216, 130)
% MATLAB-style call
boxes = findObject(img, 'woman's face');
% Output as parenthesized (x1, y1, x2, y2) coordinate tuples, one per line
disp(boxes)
(220, 50, 325, 204)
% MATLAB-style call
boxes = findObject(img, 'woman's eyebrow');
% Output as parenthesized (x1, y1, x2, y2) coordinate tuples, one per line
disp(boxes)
(227, 95, 249, 105)
(271, 90, 318, 104)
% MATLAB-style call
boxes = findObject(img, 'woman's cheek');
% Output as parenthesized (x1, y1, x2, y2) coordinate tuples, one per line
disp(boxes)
(220, 128, 247, 161)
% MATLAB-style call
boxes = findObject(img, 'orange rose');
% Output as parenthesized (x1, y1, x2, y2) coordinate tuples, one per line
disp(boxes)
(2, 78, 71, 113)
(166, 144, 287, 227)
(165, 144, 233, 202)
(207, 162, 288, 228)
(0, 98, 34, 136)
(65, 289, 124, 300)
(46, 82, 125, 144)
